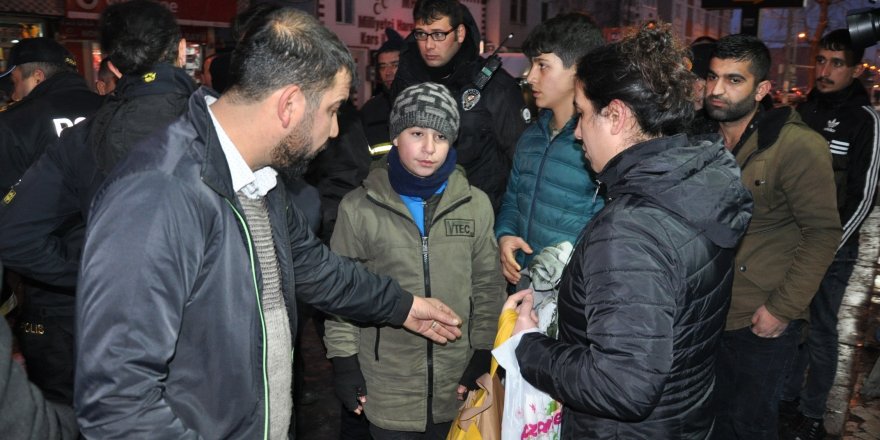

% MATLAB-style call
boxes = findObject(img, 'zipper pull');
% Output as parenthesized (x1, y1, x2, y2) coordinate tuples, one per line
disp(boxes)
(592, 180, 602, 203)
(422, 236, 429, 264)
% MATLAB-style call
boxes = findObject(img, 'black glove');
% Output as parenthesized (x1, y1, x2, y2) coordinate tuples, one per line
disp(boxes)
(332, 355, 367, 412)
(458, 349, 492, 391)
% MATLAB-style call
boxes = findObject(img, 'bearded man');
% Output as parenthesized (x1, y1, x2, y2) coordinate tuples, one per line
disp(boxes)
(74, 8, 463, 439)
(702, 34, 841, 440)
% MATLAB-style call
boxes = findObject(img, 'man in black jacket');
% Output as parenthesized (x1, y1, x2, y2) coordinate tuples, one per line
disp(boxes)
(0, 37, 102, 190)
(74, 8, 461, 439)
(0, 36, 101, 408)
(360, 28, 402, 161)
(0, 0, 197, 406)
(392, 0, 527, 212)
(779, 29, 880, 440)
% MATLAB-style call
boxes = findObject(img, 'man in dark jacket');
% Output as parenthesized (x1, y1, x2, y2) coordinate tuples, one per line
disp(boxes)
(705, 35, 841, 440)
(502, 25, 752, 439)
(392, 0, 527, 212)
(0, 36, 101, 406)
(74, 8, 462, 439)
(0, 37, 101, 189)
(779, 29, 880, 440)
(0, 0, 196, 406)
(305, 98, 372, 244)
(360, 28, 402, 160)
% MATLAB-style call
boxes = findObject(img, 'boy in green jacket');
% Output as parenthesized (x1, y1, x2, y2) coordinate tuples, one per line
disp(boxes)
(324, 82, 506, 439)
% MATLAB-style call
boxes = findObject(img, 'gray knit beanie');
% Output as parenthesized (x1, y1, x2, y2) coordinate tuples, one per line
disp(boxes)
(389, 82, 460, 143)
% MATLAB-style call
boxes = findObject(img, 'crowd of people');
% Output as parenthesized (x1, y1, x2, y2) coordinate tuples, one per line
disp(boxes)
(0, 0, 877, 439)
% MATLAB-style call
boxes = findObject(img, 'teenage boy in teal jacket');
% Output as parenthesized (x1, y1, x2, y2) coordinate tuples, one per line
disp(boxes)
(495, 13, 606, 285)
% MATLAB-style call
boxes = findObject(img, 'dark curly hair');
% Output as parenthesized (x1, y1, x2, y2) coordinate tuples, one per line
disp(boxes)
(577, 22, 695, 137)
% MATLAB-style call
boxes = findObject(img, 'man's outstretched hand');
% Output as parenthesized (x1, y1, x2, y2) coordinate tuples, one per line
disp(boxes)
(404, 297, 462, 344)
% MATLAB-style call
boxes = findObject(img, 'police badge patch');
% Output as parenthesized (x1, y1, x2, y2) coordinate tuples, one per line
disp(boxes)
(461, 88, 481, 111)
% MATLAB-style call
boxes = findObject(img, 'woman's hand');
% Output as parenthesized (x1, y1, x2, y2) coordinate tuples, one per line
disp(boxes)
(504, 289, 539, 335)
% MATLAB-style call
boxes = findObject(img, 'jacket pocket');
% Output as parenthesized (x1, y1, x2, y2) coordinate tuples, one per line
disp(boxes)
(742, 159, 770, 205)
(734, 237, 793, 292)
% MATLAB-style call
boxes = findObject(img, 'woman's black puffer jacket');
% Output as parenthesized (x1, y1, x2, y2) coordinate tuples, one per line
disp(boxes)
(515, 134, 753, 439)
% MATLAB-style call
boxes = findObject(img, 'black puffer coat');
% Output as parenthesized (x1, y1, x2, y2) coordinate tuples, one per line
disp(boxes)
(515, 134, 753, 439)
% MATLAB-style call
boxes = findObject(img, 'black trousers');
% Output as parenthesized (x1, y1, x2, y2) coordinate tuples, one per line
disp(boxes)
(16, 288, 76, 405)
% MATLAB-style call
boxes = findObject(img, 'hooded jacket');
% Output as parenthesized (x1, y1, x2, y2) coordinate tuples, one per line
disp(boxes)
(324, 166, 505, 431)
(514, 134, 753, 439)
(391, 4, 527, 212)
(0, 64, 197, 288)
(74, 87, 415, 439)
(726, 107, 841, 330)
(494, 110, 604, 267)
(797, 79, 880, 248)
(0, 71, 102, 189)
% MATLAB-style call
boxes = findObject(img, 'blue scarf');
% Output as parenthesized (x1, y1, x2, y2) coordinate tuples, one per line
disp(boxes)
(387, 146, 457, 200)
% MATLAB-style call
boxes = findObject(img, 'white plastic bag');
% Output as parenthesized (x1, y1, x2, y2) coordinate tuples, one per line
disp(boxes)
(492, 330, 562, 440)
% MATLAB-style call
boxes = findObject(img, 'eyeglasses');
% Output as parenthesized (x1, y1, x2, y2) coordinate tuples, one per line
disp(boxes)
(413, 28, 456, 42)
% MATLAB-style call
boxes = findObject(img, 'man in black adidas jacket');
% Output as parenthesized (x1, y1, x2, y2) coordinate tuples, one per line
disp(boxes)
(779, 29, 880, 440)
(0, 0, 197, 406)
(0, 38, 101, 190)
(392, 0, 527, 212)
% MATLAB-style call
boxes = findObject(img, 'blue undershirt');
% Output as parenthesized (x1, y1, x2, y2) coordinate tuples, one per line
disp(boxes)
(399, 181, 448, 236)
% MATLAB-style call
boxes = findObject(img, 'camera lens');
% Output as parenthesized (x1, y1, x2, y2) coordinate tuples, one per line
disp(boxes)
(847, 7, 880, 48)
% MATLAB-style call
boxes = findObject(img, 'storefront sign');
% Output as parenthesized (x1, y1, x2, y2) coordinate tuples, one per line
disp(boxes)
(65, 0, 235, 27)
(701, 0, 805, 8)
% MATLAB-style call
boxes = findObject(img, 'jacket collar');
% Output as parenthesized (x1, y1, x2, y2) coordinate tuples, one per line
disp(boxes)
(364, 166, 472, 219)
(731, 105, 793, 158)
(536, 109, 577, 138)
(806, 78, 870, 109)
(114, 63, 197, 99)
(188, 87, 237, 201)
(598, 133, 752, 248)
(598, 134, 682, 193)
(18, 70, 90, 102)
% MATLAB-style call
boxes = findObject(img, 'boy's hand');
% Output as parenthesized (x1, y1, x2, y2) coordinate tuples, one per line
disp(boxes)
(499, 235, 532, 284)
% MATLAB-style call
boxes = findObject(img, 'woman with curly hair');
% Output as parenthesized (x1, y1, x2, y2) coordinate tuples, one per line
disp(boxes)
(499, 24, 754, 438)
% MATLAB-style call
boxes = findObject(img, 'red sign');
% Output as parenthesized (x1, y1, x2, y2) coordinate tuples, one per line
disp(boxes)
(65, 0, 236, 27)
(57, 19, 100, 41)
(701, 0, 805, 8)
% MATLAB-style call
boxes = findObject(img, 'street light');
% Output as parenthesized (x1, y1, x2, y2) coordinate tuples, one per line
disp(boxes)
(783, 31, 808, 104)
